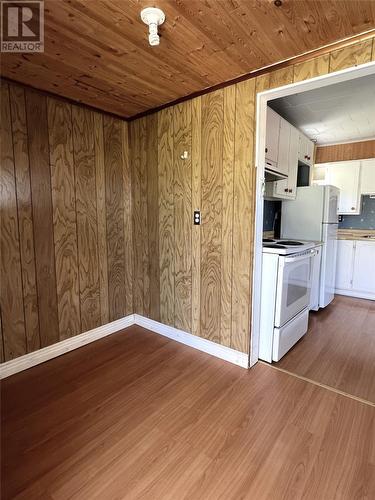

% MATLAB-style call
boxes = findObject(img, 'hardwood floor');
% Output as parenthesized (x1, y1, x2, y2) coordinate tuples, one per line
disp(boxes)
(1, 325, 374, 499)
(276, 295, 375, 404)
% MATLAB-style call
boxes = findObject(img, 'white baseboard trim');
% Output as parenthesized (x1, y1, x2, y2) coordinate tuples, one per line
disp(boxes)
(0, 313, 249, 379)
(0, 315, 135, 380)
(134, 314, 249, 368)
(335, 289, 375, 301)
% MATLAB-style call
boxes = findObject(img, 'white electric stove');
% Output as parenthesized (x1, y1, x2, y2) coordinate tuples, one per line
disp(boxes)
(259, 238, 316, 362)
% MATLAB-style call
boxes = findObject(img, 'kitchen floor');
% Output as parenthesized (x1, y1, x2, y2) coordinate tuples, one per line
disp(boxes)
(2, 324, 375, 499)
(275, 295, 375, 404)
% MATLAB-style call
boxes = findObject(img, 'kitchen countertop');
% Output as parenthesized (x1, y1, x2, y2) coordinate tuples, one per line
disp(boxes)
(337, 229, 375, 241)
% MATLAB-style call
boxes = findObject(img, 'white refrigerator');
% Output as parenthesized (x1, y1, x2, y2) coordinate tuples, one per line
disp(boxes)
(281, 185, 339, 308)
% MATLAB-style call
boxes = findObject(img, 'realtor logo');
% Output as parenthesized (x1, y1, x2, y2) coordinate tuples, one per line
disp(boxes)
(1, 1, 44, 52)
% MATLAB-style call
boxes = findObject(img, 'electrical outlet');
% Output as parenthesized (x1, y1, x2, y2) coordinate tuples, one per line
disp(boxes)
(193, 210, 201, 225)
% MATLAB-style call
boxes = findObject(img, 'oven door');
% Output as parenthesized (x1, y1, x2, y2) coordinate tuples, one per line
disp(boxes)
(274, 249, 315, 328)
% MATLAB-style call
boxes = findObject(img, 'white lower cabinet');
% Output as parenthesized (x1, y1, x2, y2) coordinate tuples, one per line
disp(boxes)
(336, 240, 375, 299)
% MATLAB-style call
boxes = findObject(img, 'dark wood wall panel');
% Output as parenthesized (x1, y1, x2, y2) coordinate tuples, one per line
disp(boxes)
(9, 86, 40, 352)
(103, 116, 126, 321)
(72, 107, 101, 331)
(146, 114, 160, 322)
(94, 113, 109, 324)
(122, 121, 134, 317)
(316, 140, 375, 163)
(25, 90, 60, 348)
(0, 83, 27, 359)
(1, 81, 133, 362)
(47, 99, 81, 340)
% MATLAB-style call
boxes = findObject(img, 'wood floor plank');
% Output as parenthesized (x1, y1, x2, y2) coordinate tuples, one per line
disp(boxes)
(276, 295, 375, 403)
(0, 83, 26, 360)
(72, 105, 101, 331)
(9, 85, 40, 353)
(47, 98, 81, 340)
(1, 327, 374, 500)
(25, 89, 59, 348)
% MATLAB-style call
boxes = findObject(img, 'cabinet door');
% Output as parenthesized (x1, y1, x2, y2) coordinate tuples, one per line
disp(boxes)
(287, 127, 299, 198)
(306, 140, 315, 166)
(327, 161, 361, 214)
(352, 241, 375, 294)
(265, 107, 280, 166)
(335, 240, 354, 290)
(360, 159, 375, 195)
(276, 118, 290, 176)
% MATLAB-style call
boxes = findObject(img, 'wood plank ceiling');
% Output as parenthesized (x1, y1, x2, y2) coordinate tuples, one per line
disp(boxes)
(1, 0, 375, 119)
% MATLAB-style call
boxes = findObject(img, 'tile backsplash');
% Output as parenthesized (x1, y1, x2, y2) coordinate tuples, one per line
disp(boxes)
(339, 195, 375, 230)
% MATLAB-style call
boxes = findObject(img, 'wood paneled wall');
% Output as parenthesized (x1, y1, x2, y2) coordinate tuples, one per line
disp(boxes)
(130, 80, 256, 354)
(130, 36, 375, 355)
(315, 140, 375, 163)
(0, 81, 132, 362)
(1, 36, 374, 362)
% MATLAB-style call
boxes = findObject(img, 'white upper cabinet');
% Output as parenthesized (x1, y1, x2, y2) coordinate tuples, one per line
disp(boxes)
(298, 133, 314, 166)
(266, 120, 299, 200)
(318, 161, 362, 214)
(265, 107, 280, 169)
(276, 117, 291, 177)
(360, 158, 375, 195)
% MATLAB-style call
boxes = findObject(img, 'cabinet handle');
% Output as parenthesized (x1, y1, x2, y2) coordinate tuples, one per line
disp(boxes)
(265, 147, 268, 153)
(288, 189, 293, 193)
(351, 207, 355, 210)
(284, 188, 288, 192)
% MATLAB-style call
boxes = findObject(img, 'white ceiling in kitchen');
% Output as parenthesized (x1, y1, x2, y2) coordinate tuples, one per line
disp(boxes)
(269, 73, 375, 145)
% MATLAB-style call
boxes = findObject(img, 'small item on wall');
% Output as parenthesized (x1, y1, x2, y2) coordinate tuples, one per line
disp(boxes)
(140, 7, 165, 46)
(193, 210, 201, 225)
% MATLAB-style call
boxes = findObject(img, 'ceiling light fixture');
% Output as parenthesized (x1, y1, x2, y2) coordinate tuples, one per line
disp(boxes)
(140, 7, 165, 46)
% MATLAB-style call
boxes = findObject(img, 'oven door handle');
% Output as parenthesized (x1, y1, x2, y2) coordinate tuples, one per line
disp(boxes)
(283, 249, 316, 263)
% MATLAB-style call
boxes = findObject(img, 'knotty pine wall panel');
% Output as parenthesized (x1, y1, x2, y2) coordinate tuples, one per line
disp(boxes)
(0, 81, 133, 362)
(130, 35, 375, 356)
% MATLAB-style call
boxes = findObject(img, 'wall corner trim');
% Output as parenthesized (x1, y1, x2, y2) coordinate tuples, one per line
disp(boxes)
(134, 314, 249, 369)
(0, 314, 249, 379)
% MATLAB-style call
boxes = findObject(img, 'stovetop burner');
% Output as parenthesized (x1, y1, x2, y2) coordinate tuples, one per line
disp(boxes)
(264, 244, 287, 249)
(277, 240, 304, 246)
